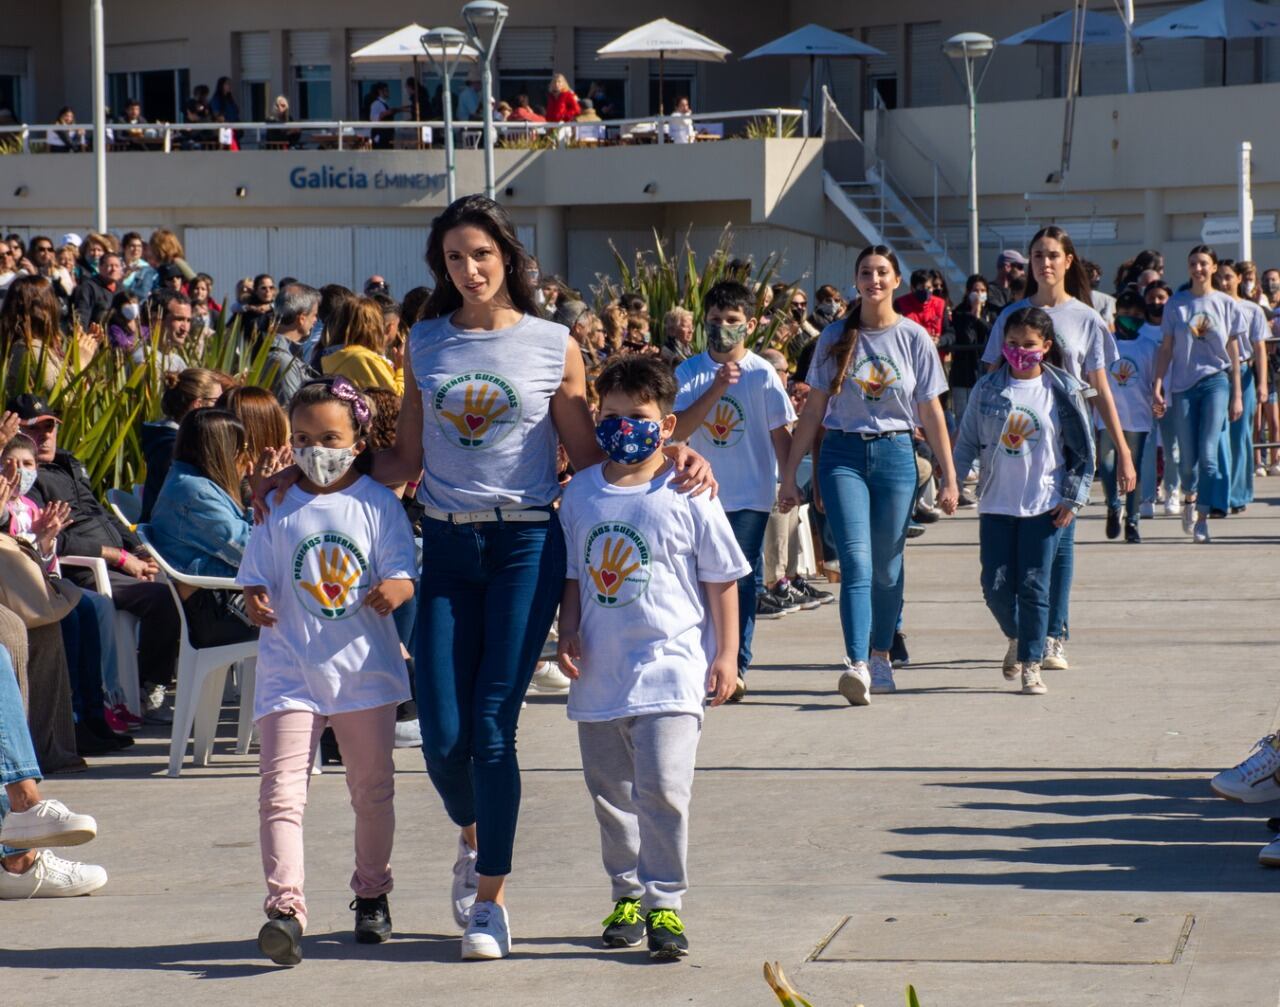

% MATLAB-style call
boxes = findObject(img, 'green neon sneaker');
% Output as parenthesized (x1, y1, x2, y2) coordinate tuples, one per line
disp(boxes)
(646, 908, 689, 960)
(601, 897, 646, 948)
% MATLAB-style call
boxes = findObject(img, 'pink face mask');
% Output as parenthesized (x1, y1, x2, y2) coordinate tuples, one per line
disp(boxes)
(1002, 344, 1045, 371)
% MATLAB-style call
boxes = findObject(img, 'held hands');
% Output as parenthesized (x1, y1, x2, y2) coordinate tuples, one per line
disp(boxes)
(244, 586, 277, 628)
(705, 655, 737, 707)
(777, 476, 802, 514)
(1050, 503, 1076, 529)
(366, 578, 414, 617)
(556, 631, 582, 680)
(936, 479, 959, 516)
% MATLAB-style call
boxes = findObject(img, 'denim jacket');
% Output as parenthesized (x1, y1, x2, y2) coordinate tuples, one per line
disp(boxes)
(144, 461, 251, 578)
(952, 362, 1097, 513)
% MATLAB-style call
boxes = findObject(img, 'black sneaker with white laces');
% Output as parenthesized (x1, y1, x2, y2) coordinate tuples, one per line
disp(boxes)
(773, 580, 819, 611)
(351, 894, 392, 943)
(791, 575, 834, 606)
(756, 594, 788, 620)
(766, 585, 801, 613)
(601, 897, 646, 947)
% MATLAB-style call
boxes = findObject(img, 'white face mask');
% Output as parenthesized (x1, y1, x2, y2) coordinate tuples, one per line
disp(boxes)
(121, 302, 140, 321)
(16, 467, 37, 498)
(294, 445, 359, 487)
(969, 290, 987, 306)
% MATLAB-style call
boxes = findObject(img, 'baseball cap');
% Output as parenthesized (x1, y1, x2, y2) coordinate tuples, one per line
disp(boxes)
(6, 393, 60, 424)
(59, 232, 82, 249)
(997, 249, 1027, 268)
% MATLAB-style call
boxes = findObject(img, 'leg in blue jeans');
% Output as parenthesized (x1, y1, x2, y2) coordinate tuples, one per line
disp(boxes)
(1046, 518, 1074, 641)
(1157, 410, 1180, 497)
(0, 645, 42, 858)
(1174, 370, 1230, 510)
(1099, 429, 1148, 520)
(724, 509, 770, 677)
(415, 516, 565, 879)
(978, 512, 1060, 663)
(1229, 364, 1257, 509)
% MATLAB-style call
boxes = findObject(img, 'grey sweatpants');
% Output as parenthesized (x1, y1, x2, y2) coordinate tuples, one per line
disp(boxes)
(577, 712, 702, 911)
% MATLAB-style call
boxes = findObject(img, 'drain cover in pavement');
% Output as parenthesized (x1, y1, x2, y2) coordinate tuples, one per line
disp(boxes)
(812, 913, 1194, 965)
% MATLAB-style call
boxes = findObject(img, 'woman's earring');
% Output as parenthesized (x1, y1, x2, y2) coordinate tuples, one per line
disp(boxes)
(506, 261, 514, 275)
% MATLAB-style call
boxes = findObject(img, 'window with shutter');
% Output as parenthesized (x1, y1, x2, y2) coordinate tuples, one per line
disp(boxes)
(497, 27, 555, 106)
(238, 31, 270, 81)
(575, 29, 627, 79)
(289, 30, 331, 66)
(906, 21, 942, 107)
(862, 25, 899, 109)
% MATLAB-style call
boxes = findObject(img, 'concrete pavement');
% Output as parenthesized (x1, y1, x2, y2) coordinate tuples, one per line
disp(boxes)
(7, 492, 1280, 1006)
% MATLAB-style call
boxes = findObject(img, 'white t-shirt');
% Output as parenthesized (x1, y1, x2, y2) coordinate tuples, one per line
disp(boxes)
(559, 464, 751, 723)
(1237, 298, 1268, 365)
(236, 476, 417, 721)
(804, 317, 947, 433)
(1107, 336, 1159, 433)
(1091, 289, 1117, 329)
(978, 373, 1064, 518)
(1160, 288, 1243, 394)
(981, 297, 1116, 382)
(674, 350, 796, 513)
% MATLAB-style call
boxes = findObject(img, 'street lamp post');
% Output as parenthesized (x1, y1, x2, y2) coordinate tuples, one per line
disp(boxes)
(944, 32, 995, 277)
(462, 1, 509, 202)
(90, 0, 107, 233)
(421, 27, 474, 204)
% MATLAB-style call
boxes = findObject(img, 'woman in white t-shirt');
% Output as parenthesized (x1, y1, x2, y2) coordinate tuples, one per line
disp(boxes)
(778, 245, 958, 704)
(1212, 260, 1269, 513)
(1154, 245, 1245, 544)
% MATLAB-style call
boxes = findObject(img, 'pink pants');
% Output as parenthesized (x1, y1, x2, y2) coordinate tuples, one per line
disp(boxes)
(258, 703, 398, 929)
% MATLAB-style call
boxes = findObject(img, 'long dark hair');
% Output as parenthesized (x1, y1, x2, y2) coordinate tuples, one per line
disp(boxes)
(1024, 225, 1092, 304)
(174, 408, 247, 505)
(420, 195, 541, 320)
(1002, 306, 1065, 369)
(824, 245, 901, 396)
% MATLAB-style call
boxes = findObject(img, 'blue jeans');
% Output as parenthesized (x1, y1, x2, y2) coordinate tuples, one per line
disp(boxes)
(1173, 369, 1230, 507)
(60, 595, 105, 724)
(1098, 429, 1148, 521)
(818, 431, 917, 663)
(0, 645, 41, 858)
(415, 513, 565, 878)
(1229, 364, 1257, 508)
(725, 509, 769, 677)
(978, 512, 1061, 663)
(1047, 518, 1074, 641)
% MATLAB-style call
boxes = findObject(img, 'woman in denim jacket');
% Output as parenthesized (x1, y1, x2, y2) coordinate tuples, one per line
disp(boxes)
(145, 409, 258, 648)
(953, 306, 1096, 696)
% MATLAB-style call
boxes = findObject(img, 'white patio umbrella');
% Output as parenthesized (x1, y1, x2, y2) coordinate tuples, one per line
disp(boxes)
(1134, 0, 1280, 84)
(597, 18, 730, 115)
(1001, 10, 1128, 46)
(349, 24, 479, 123)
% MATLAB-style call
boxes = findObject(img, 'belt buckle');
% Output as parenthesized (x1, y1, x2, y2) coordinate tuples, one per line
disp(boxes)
(861, 431, 880, 441)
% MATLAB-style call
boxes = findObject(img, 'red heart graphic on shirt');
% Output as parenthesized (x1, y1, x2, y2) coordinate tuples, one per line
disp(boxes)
(1005, 434, 1023, 448)
(600, 570, 618, 589)
(713, 424, 729, 438)
(322, 582, 343, 601)
(464, 413, 485, 432)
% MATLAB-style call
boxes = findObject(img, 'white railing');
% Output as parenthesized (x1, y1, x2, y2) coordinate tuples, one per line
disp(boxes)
(0, 108, 809, 153)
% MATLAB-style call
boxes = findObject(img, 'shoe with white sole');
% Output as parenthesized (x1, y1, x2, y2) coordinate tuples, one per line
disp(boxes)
(528, 661, 571, 694)
(451, 835, 479, 928)
(1163, 491, 1181, 517)
(0, 849, 107, 898)
(1021, 662, 1047, 695)
(0, 799, 97, 850)
(869, 654, 896, 694)
(1181, 501, 1197, 536)
(1211, 735, 1280, 803)
(1041, 637, 1069, 671)
(142, 683, 173, 725)
(393, 719, 422, 749)
(1194, 517, 1211, 543)
(1002, 639, 1019, 681)
(1270, 464, 1280, 478)
(837, 658, 871, 707)
(461, 900, 510, 959)
(1257, 465, 1268, 478)
(1139, 500, 1155, 519)
(1259, 836, 1280, 867)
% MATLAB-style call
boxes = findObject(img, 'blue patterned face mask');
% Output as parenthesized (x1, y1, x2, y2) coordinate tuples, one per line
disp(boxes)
(595, 416, 663, 465)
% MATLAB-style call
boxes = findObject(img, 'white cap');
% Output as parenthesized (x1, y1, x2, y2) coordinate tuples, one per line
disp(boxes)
(59, 232, 82, 249)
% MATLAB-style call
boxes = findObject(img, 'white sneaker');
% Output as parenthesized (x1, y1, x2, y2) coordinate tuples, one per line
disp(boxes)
(451, 835, 479, 928)
(0, 849, 108, 898)
(1211, 735, 1280, 803)
(1139, 500, 1155, 520)
(1002, 639, 1019, 681)
(393, 719, 422, 749)
(0, 800, 97, 849)
(1021, 662, 1047, 695)
(1194, 517, 1211, 544)
(1269, 464, 1280, 478)
(528, 661, 571, 695)
(1041, 637, 1069, 671)
(1181, 502, 1197, 536)
(1256, 465, 1268, 478)
(461, 900, 511, 959)
(837, 658, 871, 707)
(1163, 491, 1181, 517)
(869, 654, 896, 694)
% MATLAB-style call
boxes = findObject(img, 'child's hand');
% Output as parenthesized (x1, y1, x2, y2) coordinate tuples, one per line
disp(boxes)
(706, 655, 738, 707)
(244, 586, 277, 627)
(367, 578, 414, 616)
(1050, 503, 1076, 529)
(33, 500, 70, 553)
(712, 360, 741, 391)
(776, 475, 801, 513)
(556, 632, 582, 679)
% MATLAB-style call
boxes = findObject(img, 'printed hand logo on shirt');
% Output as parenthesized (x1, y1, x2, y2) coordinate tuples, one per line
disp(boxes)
(998, 406, 1043, 456)
(584, 522, 652, 607)
(433, 371, 521, 449)
(1188, 312, 1217, 341)
(851, 355, 903, 403)
(292, 533, 371, 620)
(1110, 357, 1138, 387)
(700, 395, 746, 447)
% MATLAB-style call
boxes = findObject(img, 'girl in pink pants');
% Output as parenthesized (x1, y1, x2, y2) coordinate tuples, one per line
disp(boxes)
(239, 378, 419, 966)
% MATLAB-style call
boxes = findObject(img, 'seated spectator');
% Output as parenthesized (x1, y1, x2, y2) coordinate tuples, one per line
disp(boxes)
(140, 368, 224, 523)
(116, 98, 156, 150)
(576, 99, 602, 123)
(147, 229, 196, 290)
(661, 306, 696, 365)
(145, 409, 258, 647)
(104, 291, 142, 352)
(132, 292, 191, 372)
(183, 85, 216, 147)
(75, 233, 112, 283)
(1, 277, 98, 395)
(264, 282, 322, 405)
(219, 385, 289, 466)
(266, 95, 303, 148)
(72, 251, 123, 331)
(24, 236, 75, 320)
(210, 76, 241, 124)
(508, 94, 546, 123)
(119, 231, 154, 296)
(546, 73, 581, 122)
(669, 95, 695, 144)
(494, 100, 513, 121)
(46, 107, 85, 152)
(321, 295, 404, 394)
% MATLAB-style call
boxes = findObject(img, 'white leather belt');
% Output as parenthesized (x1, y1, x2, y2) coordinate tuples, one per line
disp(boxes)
(421, 505, 551, 525)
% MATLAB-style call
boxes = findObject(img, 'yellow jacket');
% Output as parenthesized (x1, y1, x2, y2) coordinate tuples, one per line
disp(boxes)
(321, 344, 404, 395)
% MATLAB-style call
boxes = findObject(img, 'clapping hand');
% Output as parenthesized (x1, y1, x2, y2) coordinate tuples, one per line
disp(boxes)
(0, 411, 19, 451)
(32, 499, 70, 556)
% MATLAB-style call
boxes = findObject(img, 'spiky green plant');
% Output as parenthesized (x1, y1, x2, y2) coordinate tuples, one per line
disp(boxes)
(741, 115, 801, 140)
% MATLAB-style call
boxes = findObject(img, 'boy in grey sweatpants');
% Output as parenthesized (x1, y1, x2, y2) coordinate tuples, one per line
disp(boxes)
(556, 355, 749, 960)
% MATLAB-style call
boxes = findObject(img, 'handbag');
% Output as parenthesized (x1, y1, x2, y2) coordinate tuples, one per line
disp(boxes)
(0, 533, 82, 628)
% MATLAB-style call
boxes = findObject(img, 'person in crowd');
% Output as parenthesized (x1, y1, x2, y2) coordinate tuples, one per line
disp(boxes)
(1235, 260, 1267, 307)
(778, 245, 959, 702)
(75, 233, 112, 284)
(1138, 280, 1181, 516)
(545, 73, 581, 123)
(71, 251, 122, 331)
(220, 384, 290, 471)
(103, 291, 142, 352)
(980, 226, 1132, 673)
(264, 283, 322, 405)
(46, 107, 85, 153)
(1113, 249, 1164, 295)
(1213, 259, 1268, 514)
(669, 96, 695, 144)
(371, 292, 402, 351)
(494, 101, 513, 122)
(239, 377, 416, 965)
(508, 94, 546, 124)
(601, 304, 628, 357)
(400, 286, 432, 332)
(941, 274, 998, 430)
(575, 99, 602, 124)
(241, 274, 278, 336)
(364, 82, 395, 149)
(133, 293, 191, 372)
(210, 76, 241, 124)
(24, 235, 76, 318)
(456, 77, 483, 122)
(56, 238, 80, 278)
(305, 284, 357, 365)
(187, 272, 218, 342)
(1100, 291, 1161, 543)
(1083, 260, 1117, 329)
(1, 276, 98, 395)
(1262, 268, 1280, 311)
(556, 354, 746, 960)
(661, 307, 696, 365)
(553, 300, 600, 372)
(139, 368, 224, 523)
(321, 296, 403, 395)
(120, 232, 154, 295)
(673, 281, 797, 700)
(266, 95, 303, 148)
(894, 269, 947, 342)
(147, 229, 196, 291)
(1153, 245, 1244, 544)
(0, 243, 23, 295)
(808, 285, 845, 333)
(987, 250, 1028, 310)
(953, 306, 1095, 696)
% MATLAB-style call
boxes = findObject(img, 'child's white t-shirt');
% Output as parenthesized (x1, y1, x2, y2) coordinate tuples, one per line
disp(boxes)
(236, 476, 418, 721)
(558, 463, 750, 723)
(978, 373, 1064, 518)
(674, 350, 796, 513)
(1107, 336, 1159, 434)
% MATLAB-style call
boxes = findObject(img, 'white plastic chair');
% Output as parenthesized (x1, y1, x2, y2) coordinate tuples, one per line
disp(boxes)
(134, 526, 258, 776)
(106, 485, 142, 528)
(60, 555, 143, 717)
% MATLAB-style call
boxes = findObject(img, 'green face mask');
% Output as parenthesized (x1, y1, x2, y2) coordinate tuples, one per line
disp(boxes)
(705, 321, 749, 353)
(1116, 315, 1143, 339)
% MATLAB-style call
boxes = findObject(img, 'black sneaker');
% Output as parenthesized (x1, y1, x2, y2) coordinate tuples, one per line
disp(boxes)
(351, 894, 392, 944)
(646, 909, 689, 960)
(906, 523, 925, 539)
(601, 898, 646, 948)
(774, 580, 820, 611)
(320, 726, 343, 766)
(258, 909, 303, 966)
(958, 489, 978, 509)
(913, 502, 941, 524)
(1105, 506, 1121, 540)
(889, 631, 910, 667)
(74, 723, 118, 757)
(791, 575, 834, 606)
(1231, 505, 1247, 515)
(1210, 508, 1228, 519)
(767, 585, 801, 613)
(756, 594, 788, 620)
(1124, 521, 1141, 544)
(83, 718, 134, 750)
